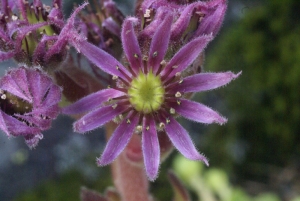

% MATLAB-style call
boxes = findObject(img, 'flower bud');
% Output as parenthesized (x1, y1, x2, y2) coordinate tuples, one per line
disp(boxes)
(0, 66, 61, 148)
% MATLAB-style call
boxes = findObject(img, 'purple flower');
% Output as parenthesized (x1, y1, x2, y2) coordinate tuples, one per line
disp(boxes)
(77, 0, 125, 59)
(0, 0, 66, 67)
(0, 66, 61, 148)
(63, 13, 240, 180)
(139, 0, 227, 44)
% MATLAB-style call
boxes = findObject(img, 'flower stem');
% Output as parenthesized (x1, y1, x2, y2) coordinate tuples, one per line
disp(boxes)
(105, 122, 151, 201)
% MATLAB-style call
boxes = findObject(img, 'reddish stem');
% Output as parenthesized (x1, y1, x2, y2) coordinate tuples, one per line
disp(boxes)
(105, 122, 151, 201)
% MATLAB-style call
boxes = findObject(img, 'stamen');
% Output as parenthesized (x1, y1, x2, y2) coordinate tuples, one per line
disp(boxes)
(136, 125, 142, 133)
(159, 122, 165, 129)
(175, 92, 182, 98)
(144, 9, 151, 18)
(170, 108, 175, 114)
(153, 51, 158, 57)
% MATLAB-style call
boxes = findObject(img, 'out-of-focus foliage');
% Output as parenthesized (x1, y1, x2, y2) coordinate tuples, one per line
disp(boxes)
(201, 0, 300, 196)
(13, 169, 112, 201)
(173, 155, 283, 201)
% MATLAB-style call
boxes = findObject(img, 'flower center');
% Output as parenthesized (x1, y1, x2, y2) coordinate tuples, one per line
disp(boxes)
(128, 71, 165, 114)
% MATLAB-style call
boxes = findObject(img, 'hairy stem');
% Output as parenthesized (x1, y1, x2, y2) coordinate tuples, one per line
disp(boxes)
(105, 122, 151, 201)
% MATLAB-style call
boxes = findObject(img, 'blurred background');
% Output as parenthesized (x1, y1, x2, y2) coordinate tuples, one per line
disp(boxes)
(0, 0, 300, 200)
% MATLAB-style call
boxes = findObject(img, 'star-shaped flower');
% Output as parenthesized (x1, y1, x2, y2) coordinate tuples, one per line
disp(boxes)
(64, 10, 240, 180)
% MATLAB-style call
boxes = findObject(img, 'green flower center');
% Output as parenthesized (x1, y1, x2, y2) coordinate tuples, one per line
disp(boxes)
(128, 71, 165, 114)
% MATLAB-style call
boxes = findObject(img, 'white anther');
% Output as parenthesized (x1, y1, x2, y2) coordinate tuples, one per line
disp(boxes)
(175, 92, 182, 98)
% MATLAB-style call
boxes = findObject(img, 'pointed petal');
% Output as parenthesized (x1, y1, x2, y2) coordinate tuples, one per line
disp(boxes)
(0, 28, 12, 43)
(10, 67, 32, 99)
(171, 99, 227, 125)
(0, 50, 15, 62)
(17, 0, 28, 22)
(142, 116, 160, 181)
(73, 104, 127, 133)
(170, 3, 199, 40)
(0, 111, 11, 136)
(168, 71, 241, 93)
(24, 133, 43, 149)
(195, 0, 227, 37)
(121, 17, 142, 74)
(40, 84, 61, 108)
(0, 69, 32, 102)
(97, 112, 139, 165)
(13, 22, 48, 49)
(52, 0, 62, 9)
(33, 0, 42, 8)
(63, 89, 125, 115)
(161, 114, 208, 165)
(48, 8, 64, 28)
(148, 13, 173, 73)
(45, 3, 87, 61)
(103, 17, 121, 37)
(0, 111, 40, 136)
(161, 34, 213, 80)
(76, 40, 131, 81)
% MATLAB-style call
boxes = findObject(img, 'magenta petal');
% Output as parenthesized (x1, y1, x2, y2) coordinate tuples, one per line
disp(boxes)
(73, 104, 127, 133)
(77, 40, 131, 81)
(12, 22, 48, 49)
(162, 115, 208, 165)
(48, 8, 64, 28)
(0, 71, 31, 102)
(195, 0, 227, 37)
(142, 116, 160, 181)
(97, 112, 139, 165)
(33, 0, 42, 8)
(0, 111, 40, 136)
(170, 3, 199, 40)
(121, 17, 142, 74)
(17, 0, 28, 22)
(0, 28, 11, 43)
(24, 133, 43, 149)
(172, 99, 227, 125)
(168, 71, 241, 93)
(63, 89, 125, 115)
(40, 85, 61, 108)
(103, 17, 121, 37)
(148, 13, 173, 74)
(161, 34, 213, 80)
(0, 51, 15, 62)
